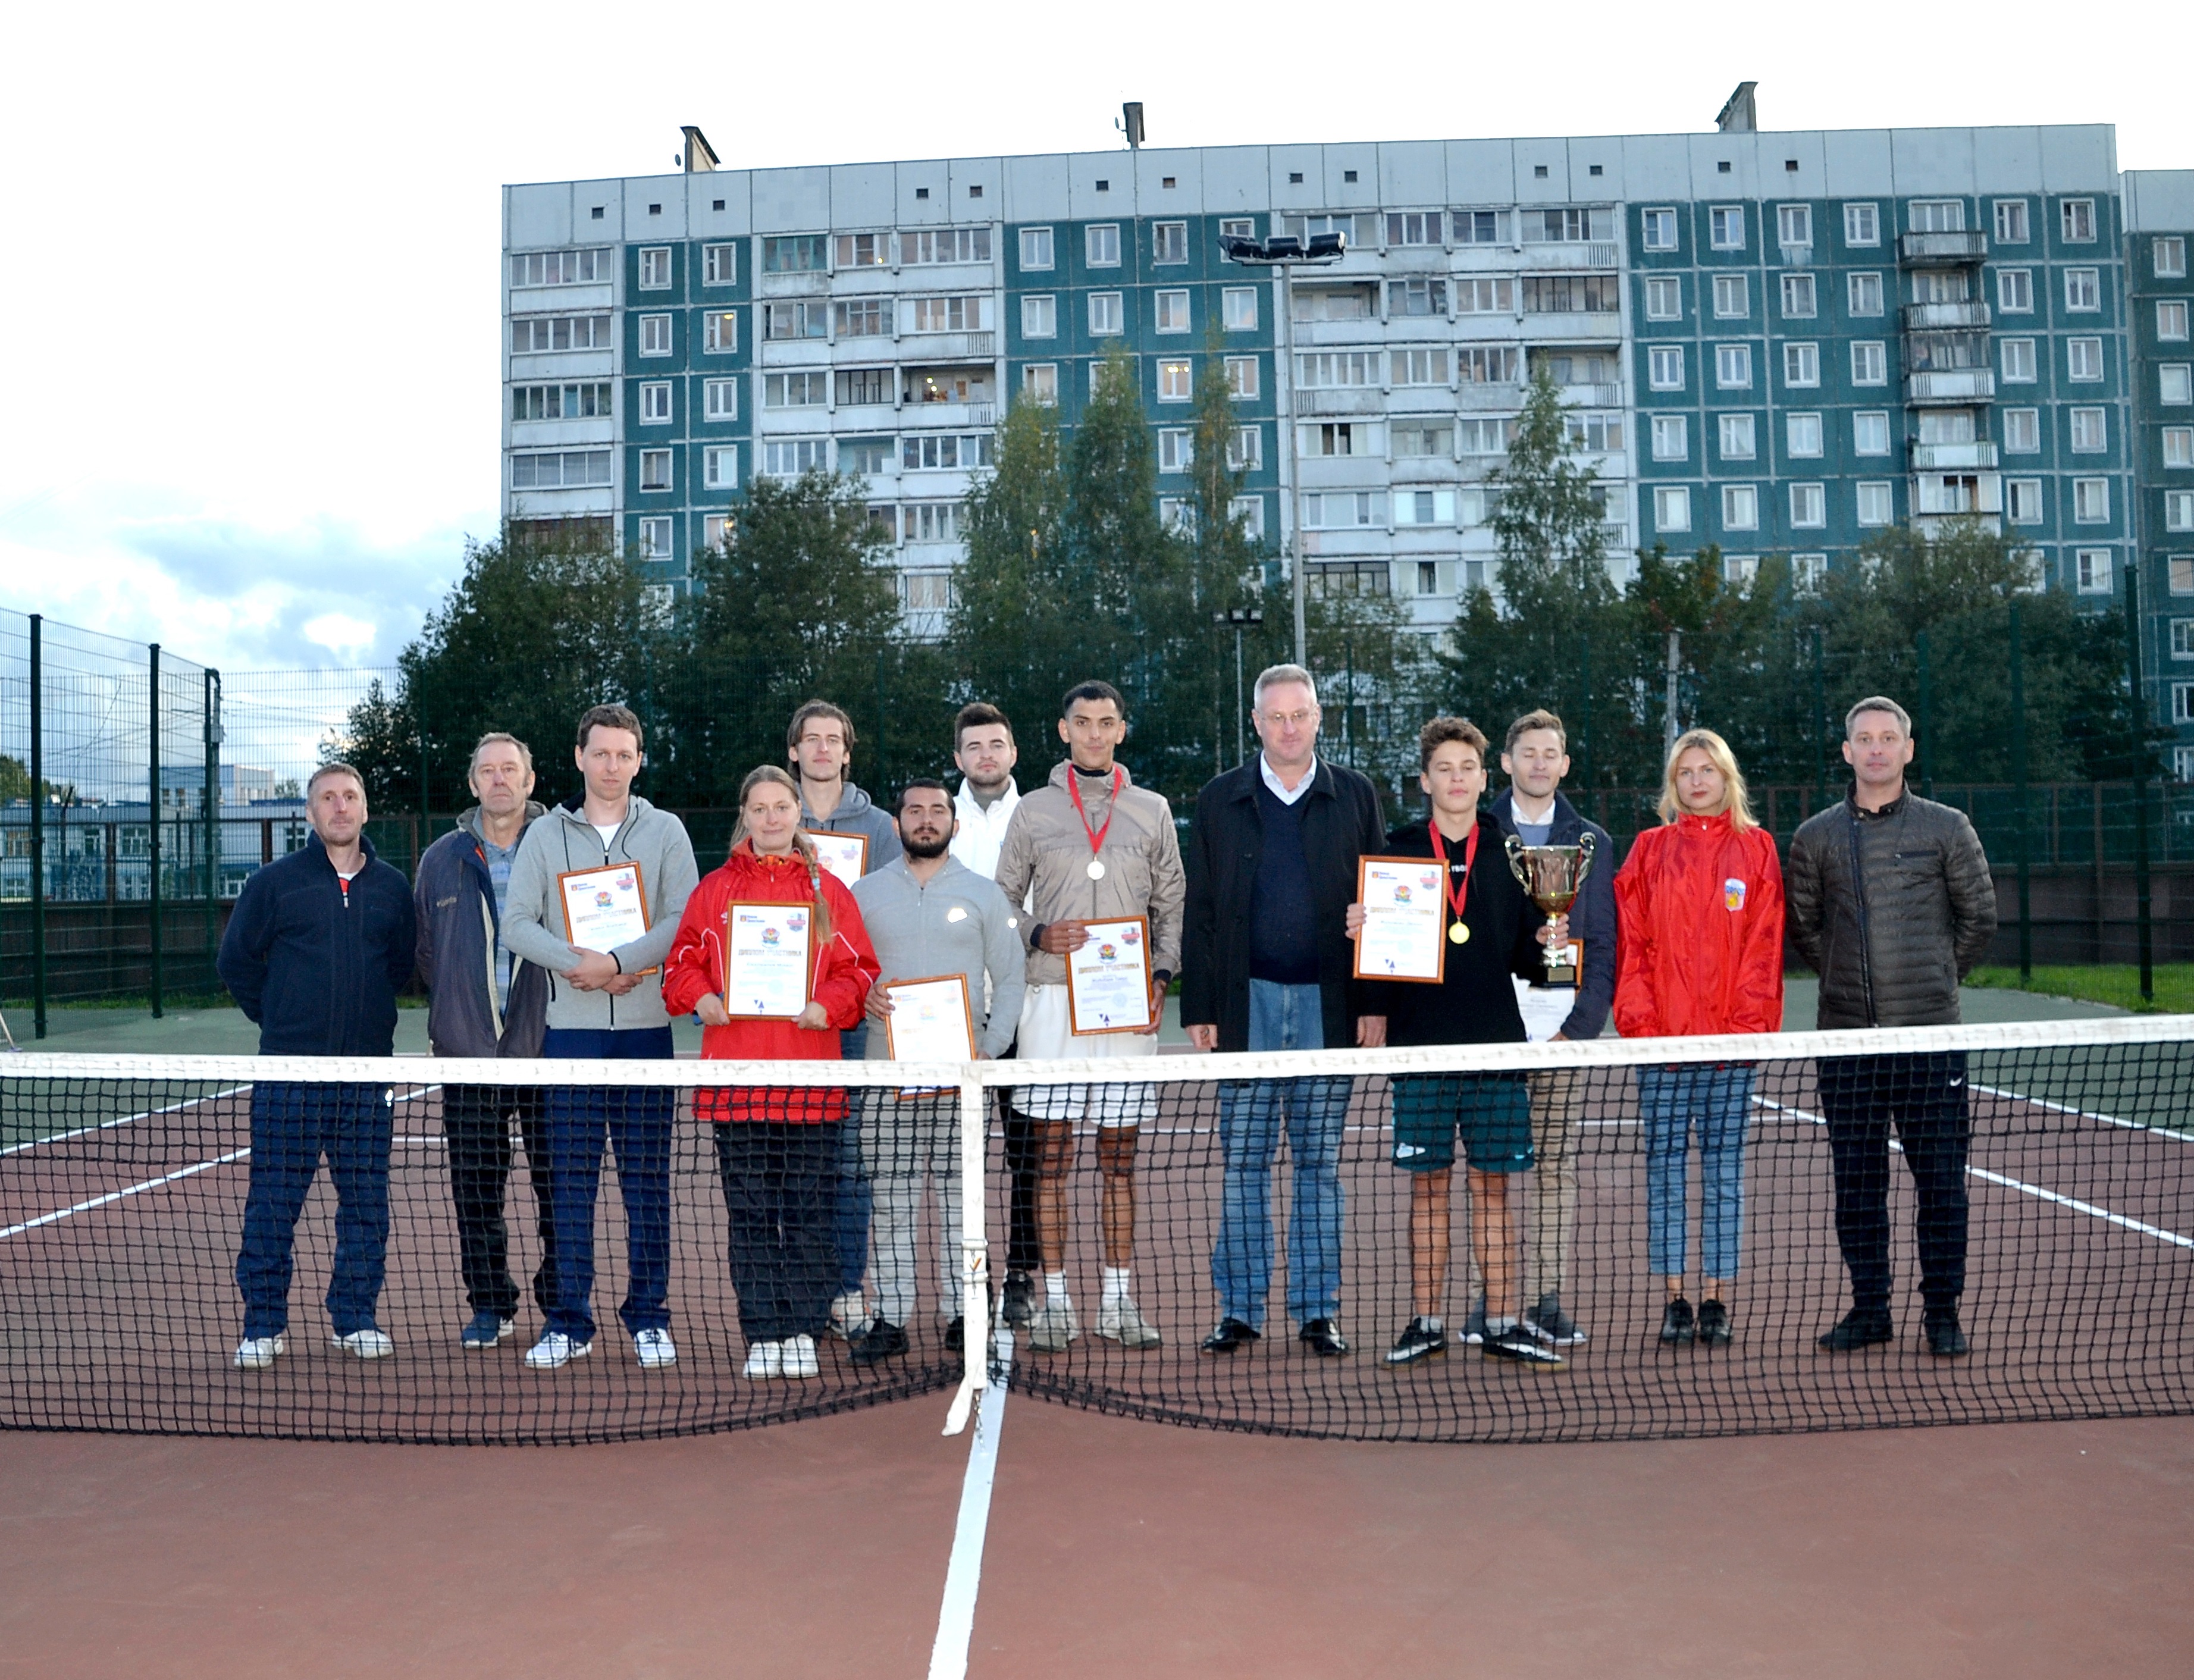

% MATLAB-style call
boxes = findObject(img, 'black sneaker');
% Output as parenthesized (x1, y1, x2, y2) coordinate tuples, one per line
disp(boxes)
(1297, 1318, 1349, 1358)
(849, 1318, 908, 1366)
(945, 1317, 964, 1353)
(1001, 1271, 1036, 1327)
(1660, 1297, 1696, 1344)
(1696, 1299, 1732, 1346)
(1484, 1324, 1566, 1367)
(1200, 1317, 1259, 1354)
(1524, 1293, 1587, 1347)
(1459, 1298, 1490, 1346)
(1817, 1308, 1894, 1351)
(1925, 1311, 1969, 1359)
(1383, 1317, 1449, 1366)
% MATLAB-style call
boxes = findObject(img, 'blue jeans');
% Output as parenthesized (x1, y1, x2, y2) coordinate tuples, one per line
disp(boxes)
(1638, 1064, 1756, 1281)
(235, 1082, 393, 1340)
(836, 1022, 870, 1297)
(1209, 980, 1349, 1329)
(543, 1026, 676, 1341)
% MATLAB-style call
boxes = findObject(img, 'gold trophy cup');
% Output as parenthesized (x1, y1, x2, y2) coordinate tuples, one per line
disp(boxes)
(1503, 832, 1596, 986)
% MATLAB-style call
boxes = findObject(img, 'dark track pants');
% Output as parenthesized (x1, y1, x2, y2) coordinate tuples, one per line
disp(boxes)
(1817, 1052, 1970, 1317)
(443, 1083, 557, 1322)
(236, 1081, 392, 1340)
(718, 1122, 841, 1343)
(541, 1026, 675, 1342)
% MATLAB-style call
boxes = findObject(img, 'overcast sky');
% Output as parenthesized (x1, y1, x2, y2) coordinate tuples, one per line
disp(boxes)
(3, 1, 2184, 672)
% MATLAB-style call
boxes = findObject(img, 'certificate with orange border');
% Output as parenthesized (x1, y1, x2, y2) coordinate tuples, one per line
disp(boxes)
(805, 831, 868, 888)
(1352, 856, 1446, 985)
(1065, 916, 1153, 1035)
(558, 863, 650, 959)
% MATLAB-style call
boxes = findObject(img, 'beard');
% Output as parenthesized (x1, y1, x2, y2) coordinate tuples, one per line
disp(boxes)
(901, 830, 952, 860)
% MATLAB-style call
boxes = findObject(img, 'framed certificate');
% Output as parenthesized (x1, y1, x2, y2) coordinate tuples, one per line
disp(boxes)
(723, 901, 813, 1019)
(1352, 856, 1446, 985)
(806, 830, 868, 888)
(883, 974, 974, 1095)
(1065, 916, 1154, 1036)
(559, 863, 650, 955)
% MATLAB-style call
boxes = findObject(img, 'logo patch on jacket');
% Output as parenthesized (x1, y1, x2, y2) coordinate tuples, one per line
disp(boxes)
(1724, 878, 1747, 911)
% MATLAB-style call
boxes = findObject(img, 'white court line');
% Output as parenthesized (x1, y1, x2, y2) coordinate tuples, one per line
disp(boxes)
(0, 1085, 249, 1158)
(928, 1329, 1013, 1680)
(0, 1149, 250, 1242)
(1969, 1082, 2192, 1142)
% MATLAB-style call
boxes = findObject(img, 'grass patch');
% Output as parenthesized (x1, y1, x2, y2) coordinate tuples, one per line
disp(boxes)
(1967, 964, 2194, 1014)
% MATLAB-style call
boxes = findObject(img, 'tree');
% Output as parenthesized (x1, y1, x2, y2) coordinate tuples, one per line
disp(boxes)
(0, 754, 58, 803)
(950, 396, 1073, 750)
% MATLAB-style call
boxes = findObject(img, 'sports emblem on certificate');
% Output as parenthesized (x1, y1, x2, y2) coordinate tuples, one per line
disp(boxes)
(883, 974, 976, 1067)
(1352, 857, 1447, 984)
(724, 902, 813, 1019)
(557, 863, 651, 955)
(1065, 916, 1154, 1035)
(805, 831, 868, 888)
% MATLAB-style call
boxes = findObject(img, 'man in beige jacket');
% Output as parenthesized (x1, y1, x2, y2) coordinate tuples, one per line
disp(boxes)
(994, 680, 1185, 1353)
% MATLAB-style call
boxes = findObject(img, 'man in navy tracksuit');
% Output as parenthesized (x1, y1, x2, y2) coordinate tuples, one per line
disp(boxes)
(218, 761, 416, 1371)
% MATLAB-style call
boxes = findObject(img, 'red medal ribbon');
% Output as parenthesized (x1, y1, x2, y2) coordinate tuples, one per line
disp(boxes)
(1427, 819, 1480, 938)
(1067, 767, 1123, 864)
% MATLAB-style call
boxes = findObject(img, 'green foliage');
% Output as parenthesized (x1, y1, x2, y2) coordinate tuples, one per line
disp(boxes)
(0, 754, 58, 803)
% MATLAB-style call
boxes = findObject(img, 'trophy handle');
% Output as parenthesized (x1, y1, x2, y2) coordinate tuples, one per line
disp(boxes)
(1502, 832, 1529, 888)
(1575, 829, 1597, 883)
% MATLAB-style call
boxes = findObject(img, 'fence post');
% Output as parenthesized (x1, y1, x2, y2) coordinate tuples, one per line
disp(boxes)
(1576, 632, 1593, 790)
(1810, 626, 1828, 811)
(2126, 568, 2154, 1002)
(149, 642, 163, 1018)
(1916, 628, 1934, 798)
(29, 615, 45, 1039)
(204, 669, 221, 982)
(2010, 605, 2030, 984)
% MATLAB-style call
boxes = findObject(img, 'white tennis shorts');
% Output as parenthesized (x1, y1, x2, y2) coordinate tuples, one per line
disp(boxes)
(1009, 983, 1159, 1127)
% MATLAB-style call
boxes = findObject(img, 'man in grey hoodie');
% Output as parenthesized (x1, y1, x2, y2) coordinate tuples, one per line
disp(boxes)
(500, 704, 698, 1372)
(414, 733, 553, 1351)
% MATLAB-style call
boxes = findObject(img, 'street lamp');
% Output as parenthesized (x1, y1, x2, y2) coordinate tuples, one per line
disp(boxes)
(1218, 231, 1347, 670)
(1213, 605, 1266, 764)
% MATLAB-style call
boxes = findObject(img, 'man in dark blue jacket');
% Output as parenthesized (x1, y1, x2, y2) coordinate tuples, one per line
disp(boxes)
(1480, 709, 1616, 1349)
(218, 761, 415, 1371)
(414, 733, 552, 1350)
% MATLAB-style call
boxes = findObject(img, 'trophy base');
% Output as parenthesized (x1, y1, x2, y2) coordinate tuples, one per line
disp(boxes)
(1529, 968, 1580, 990)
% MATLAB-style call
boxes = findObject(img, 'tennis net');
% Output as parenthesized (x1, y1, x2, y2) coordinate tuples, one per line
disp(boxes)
(1, 1018, 2190, 1444)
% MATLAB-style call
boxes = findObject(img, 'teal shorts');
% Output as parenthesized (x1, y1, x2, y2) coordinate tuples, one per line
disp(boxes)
(1390, 1074, 1534, 1174)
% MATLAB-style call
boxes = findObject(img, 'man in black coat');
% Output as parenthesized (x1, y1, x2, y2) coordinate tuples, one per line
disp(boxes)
(1181, 664, 1386, 1359)
(218, 761, 415, 1371)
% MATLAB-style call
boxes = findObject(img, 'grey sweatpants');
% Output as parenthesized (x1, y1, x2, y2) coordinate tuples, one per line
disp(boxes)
(858, 1091, 963, 1328)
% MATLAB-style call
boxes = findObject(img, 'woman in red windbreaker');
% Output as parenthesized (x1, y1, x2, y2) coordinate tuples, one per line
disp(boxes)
(662, 766, 878, 1380)
(1613, 728, 1784, 1349)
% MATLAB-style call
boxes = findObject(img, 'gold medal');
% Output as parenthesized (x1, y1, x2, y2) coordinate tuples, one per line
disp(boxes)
(1449, 922, 1469, 945)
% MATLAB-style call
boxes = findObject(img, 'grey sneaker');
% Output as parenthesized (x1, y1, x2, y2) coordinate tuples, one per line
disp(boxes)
(1459, 1298, 1490, 1346)
(1028, 1299, 1080, 1353)
(1524, 1293, 1588, 1347)
(1096, 1297, 1162, 1350)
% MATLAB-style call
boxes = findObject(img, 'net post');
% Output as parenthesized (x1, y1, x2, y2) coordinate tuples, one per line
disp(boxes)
(942, 1070, 989, 1437)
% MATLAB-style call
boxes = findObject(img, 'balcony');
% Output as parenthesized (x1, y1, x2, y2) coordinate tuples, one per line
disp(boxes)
(1904, 300, 1992, 331)
(1910, 440, 1999, 471)
(1899, 231, 1989, 265)
(1525, 242, 1623, 271)
(1911, 471, 2002, 517)
(1295, 387, 1386, 418)
(899, 330, 995, 362)
(1907, 369, 1996, 405)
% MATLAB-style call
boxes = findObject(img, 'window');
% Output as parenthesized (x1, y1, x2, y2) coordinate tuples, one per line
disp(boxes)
(2175, 620, 2194, 659)
(638, 449, 672, 491)
(1648, 345, 1685, 390)
(1296, 351, 1378, 387)
(1719, 413, 1757, 460)
(2002, 337, 2037, 382)
(1778, 204, 1813, 247)
(1851, 341, 1887, 385)
(761, 438, 825, 477)
(1021, 295, 1057, 338)
(703, 513, 730, 552)
(832, 298, 888, 338)
(2165, 428, 2194, 468)
(1857, 481, 1894, 526)
(1991, 200, 2029, 245)
(1641, 208, 1678, 250)
(703, 378, 738, 421)
(2007, 478, 2043, 523)
(2069, 408, 2107, 453)
(1847, 272, 1884, 316)
(638, 314, 672, 356)
(1224, 355, 1259, 399)
(1458, 345, 1521, 384)
(1784, 342, 1820, 387)
(1523, 275, 1619, 314)
(1157, 359, 1192, 401)
(1086, 224, 1120, 267)
(510, 313, 612, 352)
(1653, 486, 1692, 532)
(1308, 422, 1364, 456)
(2074, 478, 2111, 523)
(1155, 289, 1191, 334)
(2158, 237, 2189, 278)
(1787, 412, 1823, 457)
(1844, 203, 1880, 246)
(1530, 207, 1614, 242)
(763, 371, 827, 408)
(510, 449, 612, 488)
(1709, 206, 1744, 250)
(1790, 482, 1826, 527)
(510, 247, 608, 287)
(1021, 363, 1058, 405)
(909, 295, 983, 333)
(1644, 276, 1682, 320)
(1455, 209, 1513, 245)
(1020, 227, 1055, 270)
(1223, 286, 1258, 330)
(2165, 365, 2194, 404)
(1995, 268, 2032, 313)
(1794, 553, 1828, 594)
(1910, 199, 1965, 233)
(2061, 199, 2096, 243)
(1230, 496, 1265, 540)
(2174, 557, 2194, 594)
(2067, 337, 2104, 381)
(1454, 277, 1513, 314)
(701, 311, 738, 353)
(838, 436, 892, 474)
(1392, 277, 1451, 316)
(1394, 488, 1458, 526)
(638, 246, 671, 289)
(1724, 554, 1760, 586)
(2177, 684, 2194, 723)
(1152, 221, 1187, 264)
(898, 571, 954, 614)
(1392, 347, 1450, 385)
(2064, 268, 2101, 312)
(761, 235, 827, 273)
(2076, 548, 2112, 593)
(1715, 343, 1753, 388)
(1392, 421, 1453, 458)
(1781, 272, 1817, 318)
(1156, 428, 1192, 472)
(510, 381, 614, 421)
(638, 381, 671, 423)
(1303, 491, 1380, 528)
(1414, 559, 1442, 596)
(900, 434, 993, 471)
(1227, 425, 1262, 471)
(1387, 211, 1443, 246)
(834, 233, 888, 269)
(2159, 302, 2191, 341)
(1220, 219, 1255, 240)
(703, 446, 737, 490)
(905, 227, 991, 265)
(703, 243, 737, 285)
(903, 502, 964, 543)
(1456, 418, 1513, 455)
(2002, 408, 2038, 452)
(1086, 292, 1124, 336)
(1722, 484, 1759, 530)
(1713, 274, 1748, 318)
(1853, 410, 1891, 455)
(764, 300, 824, 340)
(637, 518, 672, 560)
(2168, 491, 2194, 532)
(1650, 414, 1688, 460)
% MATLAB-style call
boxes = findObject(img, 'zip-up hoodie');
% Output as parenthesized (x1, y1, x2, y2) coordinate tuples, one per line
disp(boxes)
(799, 779, 902, 875)
(217, 832, 415, 1056)
(500, 793, 700, 1032)
(660, 840, 880, 1122)
(414, 803, 549, 1059)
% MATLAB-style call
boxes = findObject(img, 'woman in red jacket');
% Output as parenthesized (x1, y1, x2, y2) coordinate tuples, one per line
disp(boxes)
(662, 766, 878, 1380)
(1613, 728, 1784, 1348)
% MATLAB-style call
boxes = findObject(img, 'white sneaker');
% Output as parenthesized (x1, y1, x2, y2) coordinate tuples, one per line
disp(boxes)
(524, 1332, 593, 1371)
(233, 1335, 286, 1371)
(1029, 1300, 1080, 1354)
(742, 1340, 783, 1379)
(829, 1290, 870, 1340)
(783, 1333, 820, 1378)
(634, 1328, 678, 1369)
(1096, 1298, 1163, 1350)
(331, 1328, 394, 1360)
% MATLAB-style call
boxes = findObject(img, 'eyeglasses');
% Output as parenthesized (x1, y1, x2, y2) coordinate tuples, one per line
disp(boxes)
(1258, 709, 1318, 728)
